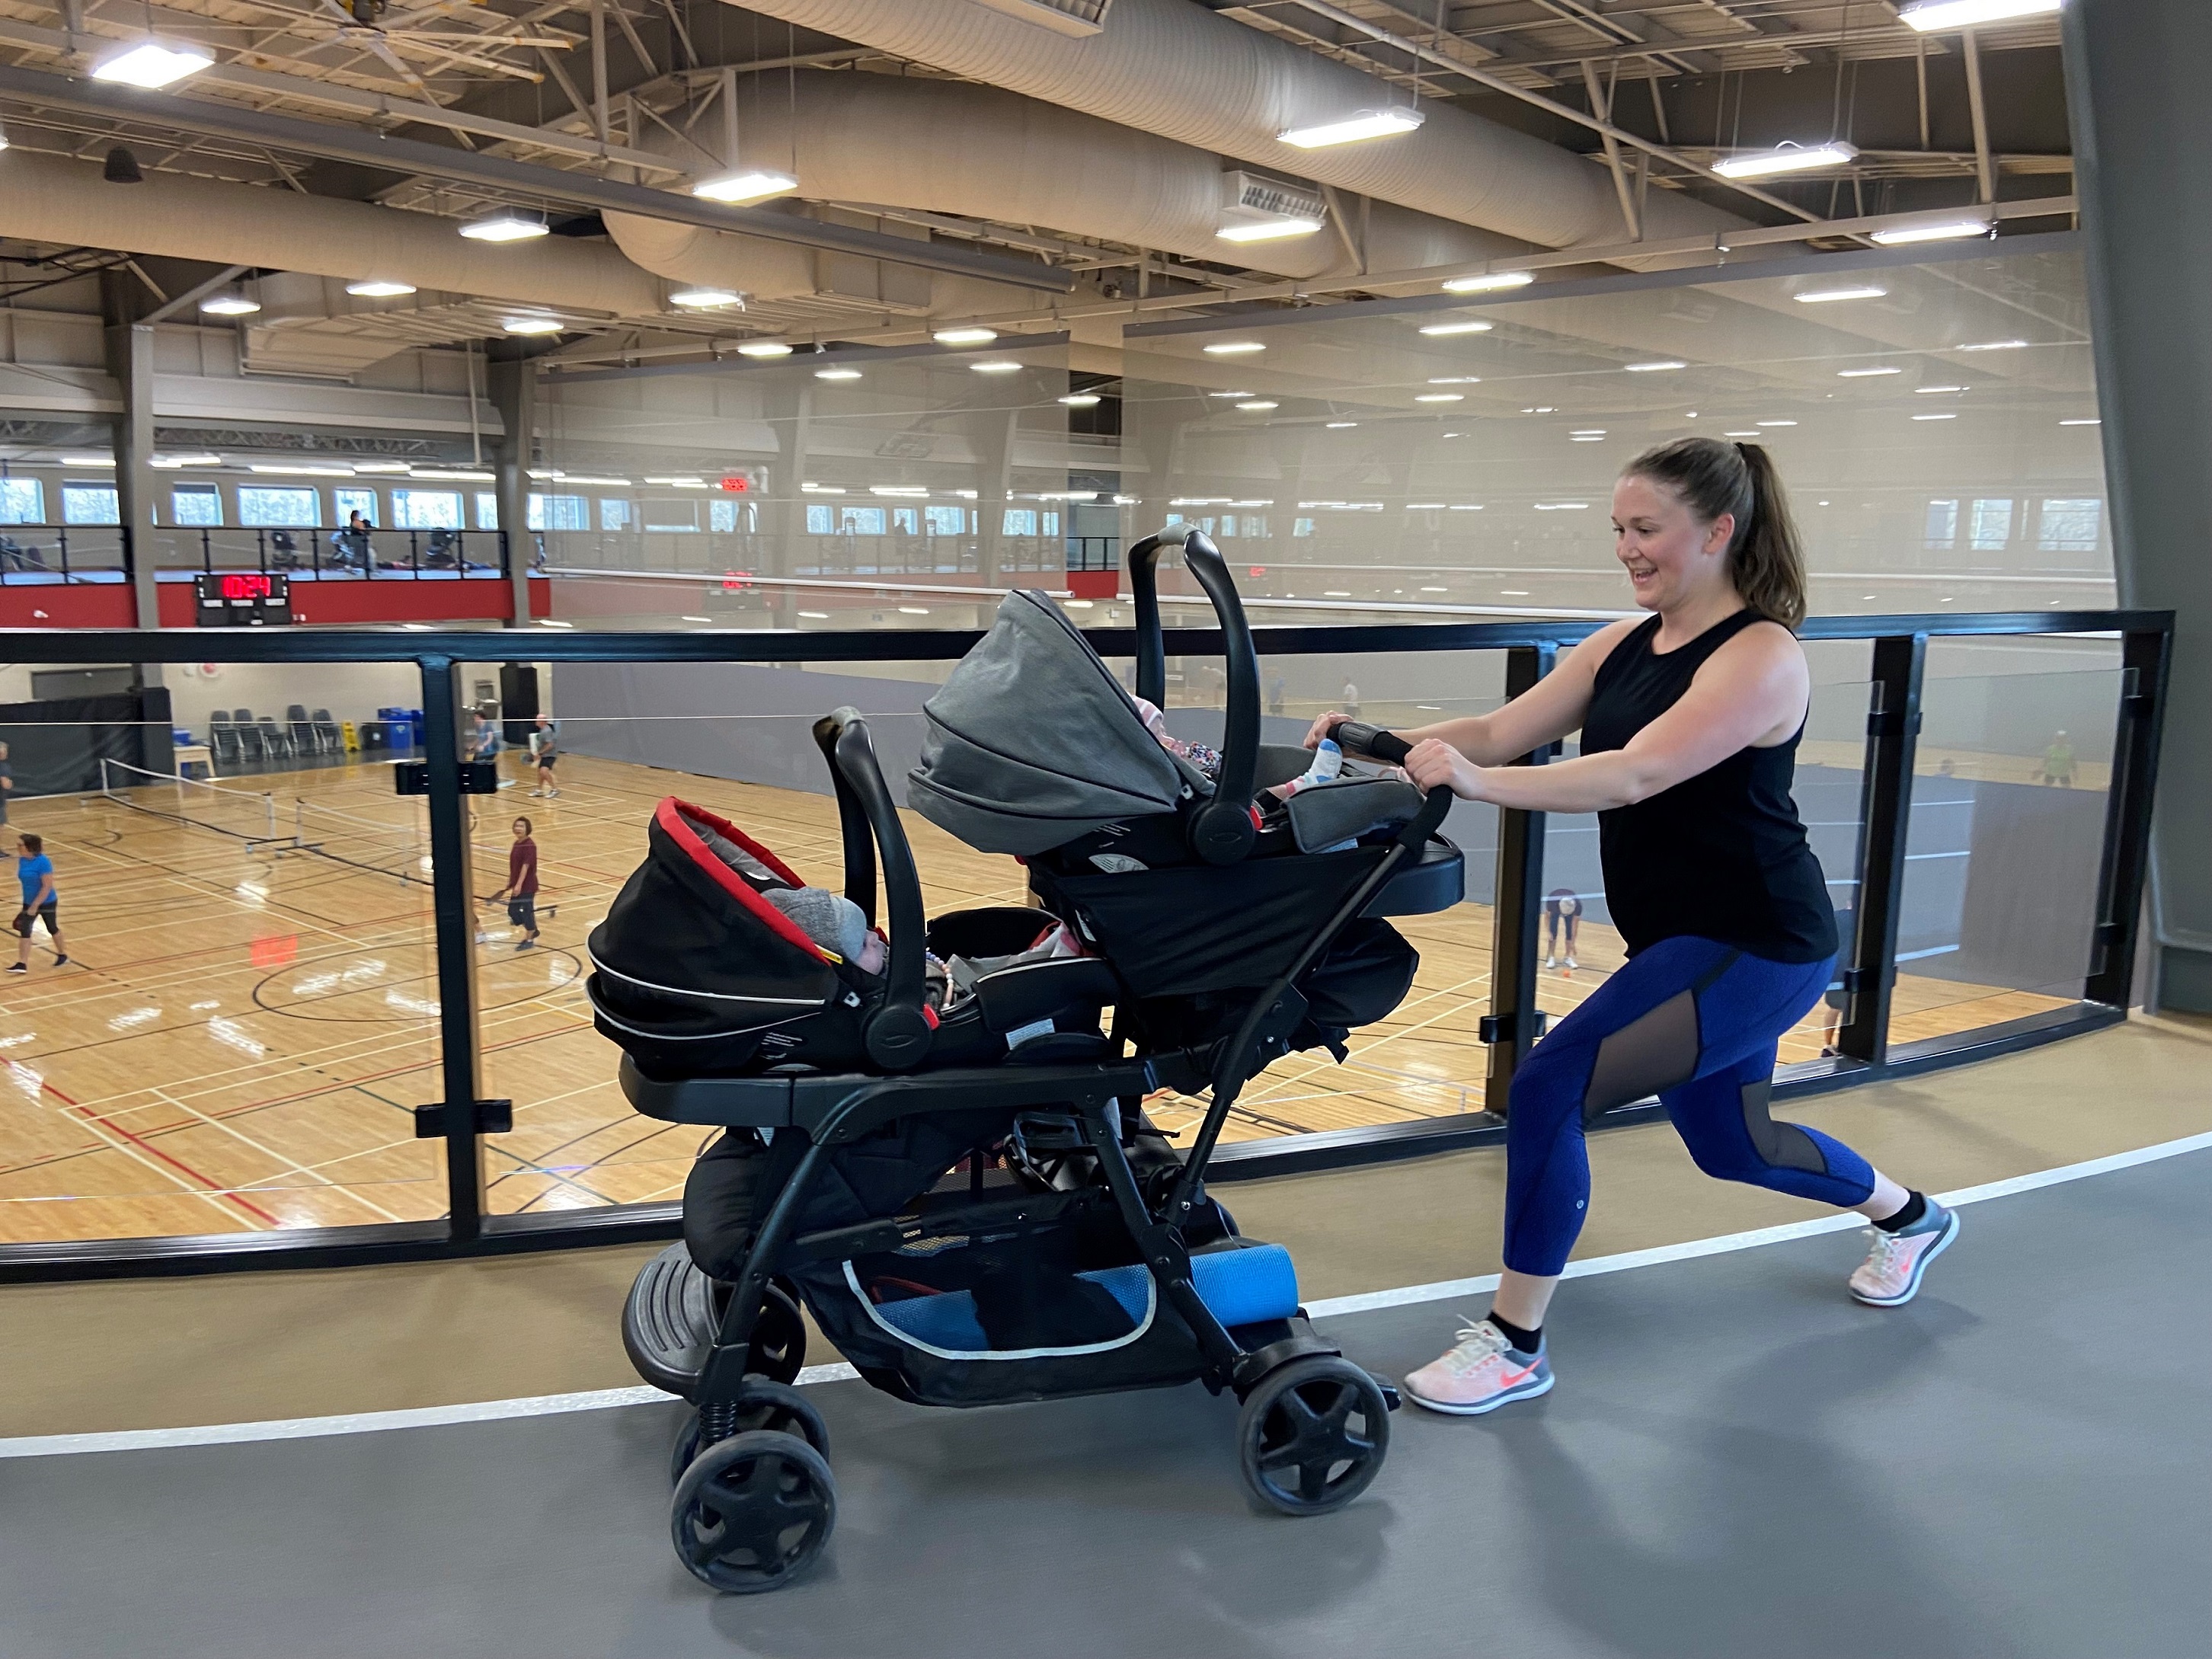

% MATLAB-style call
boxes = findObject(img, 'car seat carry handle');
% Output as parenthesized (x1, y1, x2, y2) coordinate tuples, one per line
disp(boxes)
(1126, 526, 1261, 866)
(811, 708, 935, 1071)
(813, 712, 879, 929)
(1325, 720, 1412, 766)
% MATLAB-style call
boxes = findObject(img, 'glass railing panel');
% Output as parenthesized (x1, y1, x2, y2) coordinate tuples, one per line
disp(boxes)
(1889, 635, 2122, 1047)
(0, 669, 448, 1244)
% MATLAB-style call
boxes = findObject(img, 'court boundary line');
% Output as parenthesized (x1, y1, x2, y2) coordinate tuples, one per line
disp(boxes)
(3, 1127, 2207, 1462)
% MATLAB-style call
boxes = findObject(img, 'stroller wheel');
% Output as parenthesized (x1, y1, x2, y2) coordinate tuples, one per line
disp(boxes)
(671, 1379, 832, 1485)
(1236, 1356, 1391, 1517)
(670, 1430, 836, 1593)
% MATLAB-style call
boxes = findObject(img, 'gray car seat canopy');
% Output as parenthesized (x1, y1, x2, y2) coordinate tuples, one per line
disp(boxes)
(909, 590, 1192, 855)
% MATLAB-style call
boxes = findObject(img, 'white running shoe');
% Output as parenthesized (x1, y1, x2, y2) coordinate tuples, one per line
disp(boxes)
(1565, 954, 1578, 969)
(1545, 955, 1558, 970)
(1404, 1318, 1554, 1416)
(1850, 1200, 1959, 1306)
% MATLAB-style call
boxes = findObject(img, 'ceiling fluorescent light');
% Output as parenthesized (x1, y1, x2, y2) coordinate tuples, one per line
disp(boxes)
(1916, 384, 1966, 394)
(1420, 320, 1494, 337)
(1870, 217, 1992, 245)
(199, 292, 261, 316)
(150, 453, 221, 468)
(501, 315, 563, 335)
(460, 212, 547, 242)
(969, 360, 1024, 374)
(670, 287, 744, 308)
(1795, 285, 1887, 304)
(60, 455, 115, 466)
(1838, 366, 1904, 377)
(1059, 393, 1101, 407)
(1957, 338, 2029, 351)
(2059, 417, 2102, 427)
(1899, 0, 2060, 30)
(1203, 341, 1266, 356)
(1441, 271, 1534, 295)
(735, 341, 793, 358)
(1624, 360, 1686, 372)
(815, 367, 862, 381)
(1415, 393, 1463, 403)
(1712, 141, 1858, 179)
(91, 40, 213, 88)
(346, 280, 417, 298)
(350, 461, 411, 473)
(1325, 421, 1357, 429)
(1218, 217, 1323, 243)
(409, 468, 497, 481)
(1277, 107, 1424, 149)
(1235, 401, 1279, 411)
(692, 169, 797, 203)
(932, 327, 999, 345)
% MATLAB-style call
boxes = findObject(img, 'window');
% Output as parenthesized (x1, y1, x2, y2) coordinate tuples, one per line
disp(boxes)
(598, 497, 633, 531)
(1293, 517, 1315, 537)
(334, 487, 380, 525)
(925, 505, 966, 536)
(0, 479, 43, 524)
(709, 499, 741, 532)
(170, 484, 222, 526)
(528, 494, 587, 531)
(1042, 511, 1060, 539)
(238, 487, 318, 528)
(1969, 497, 2014, 551)
(62, 484, 120, 526)
(2038, 497, 2102, 552)
(1242, 515, 1268, 539)
(1002, 508, 1037, 536)
(644, 500, 699, 532)
(1923, 500, 1958, 548)
(392, 489, 462, 529)
(475, 493, 499, 529)
(806, 504, 836, 534)
(891, 507, 919, 535)
(839, 507, 886, 535)
(1214, 514, 1235, 538)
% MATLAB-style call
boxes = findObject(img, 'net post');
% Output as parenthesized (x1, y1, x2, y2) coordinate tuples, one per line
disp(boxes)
(420, 655, 489, 1242)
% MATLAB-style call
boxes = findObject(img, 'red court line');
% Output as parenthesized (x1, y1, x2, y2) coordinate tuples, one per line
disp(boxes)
(48, 1076, 283, 1228)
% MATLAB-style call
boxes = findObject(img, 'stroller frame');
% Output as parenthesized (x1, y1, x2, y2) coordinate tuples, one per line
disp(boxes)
(622, 528, 1453, 1590)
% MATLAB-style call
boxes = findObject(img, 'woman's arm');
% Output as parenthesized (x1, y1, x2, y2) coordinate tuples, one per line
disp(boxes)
(1405, 623, 1810, 812)
(1304, 618, 1642, 766)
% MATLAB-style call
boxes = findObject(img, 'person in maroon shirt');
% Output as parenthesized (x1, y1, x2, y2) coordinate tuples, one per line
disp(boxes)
(486, 816, 541, 951)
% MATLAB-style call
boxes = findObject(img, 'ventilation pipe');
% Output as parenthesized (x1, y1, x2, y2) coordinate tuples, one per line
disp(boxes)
(0, 148, 670, 318)
(720, 0, 1747, 251)
(601, 71, 1526, 292)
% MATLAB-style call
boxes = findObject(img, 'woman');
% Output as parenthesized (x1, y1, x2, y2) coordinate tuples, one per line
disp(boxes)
(528, 713, 561, 798)
(1308, 438, 1957, 1417)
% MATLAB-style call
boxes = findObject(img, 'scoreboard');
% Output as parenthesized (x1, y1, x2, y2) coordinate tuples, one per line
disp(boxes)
(194, 572, 294, 627)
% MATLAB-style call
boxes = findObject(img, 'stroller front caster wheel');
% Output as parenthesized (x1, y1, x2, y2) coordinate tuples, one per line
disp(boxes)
(671, 1379, 833, 1485)
(670, 1429, 836, 1593)
(1237, 1356, 1392, 1517)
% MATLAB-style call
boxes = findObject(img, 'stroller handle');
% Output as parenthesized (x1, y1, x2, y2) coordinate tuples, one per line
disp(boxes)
(810, 707, 935, 1071)
(1125, 526, 1261, 866)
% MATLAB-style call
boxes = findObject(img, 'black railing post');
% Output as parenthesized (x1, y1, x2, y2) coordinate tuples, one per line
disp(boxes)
(58, 526, 70, 583)
(2085, 625, 2175, 1008)
(419, 656, 487, 1242)
(1840, 634, 1928, 1064)
(1485, 642, 1556, 1102)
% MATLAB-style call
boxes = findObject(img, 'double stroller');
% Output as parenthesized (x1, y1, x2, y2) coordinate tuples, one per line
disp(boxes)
(592, 529, 1466, 1593)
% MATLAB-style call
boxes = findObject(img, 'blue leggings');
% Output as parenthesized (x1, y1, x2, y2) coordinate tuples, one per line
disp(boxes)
(1503, 935, 1876, 1277)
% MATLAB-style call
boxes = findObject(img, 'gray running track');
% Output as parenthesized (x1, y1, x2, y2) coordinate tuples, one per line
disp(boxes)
(5, 1150, 2207, 1659)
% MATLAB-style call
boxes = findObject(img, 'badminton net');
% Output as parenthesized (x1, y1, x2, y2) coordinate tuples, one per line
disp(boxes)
(99, 759, 283, 844)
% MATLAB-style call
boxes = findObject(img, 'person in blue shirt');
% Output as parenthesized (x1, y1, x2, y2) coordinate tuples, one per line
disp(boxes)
(10, 832, 66, 973)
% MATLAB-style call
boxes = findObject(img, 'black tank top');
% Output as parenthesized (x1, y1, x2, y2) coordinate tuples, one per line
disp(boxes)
(1580, 609, 1837, 964)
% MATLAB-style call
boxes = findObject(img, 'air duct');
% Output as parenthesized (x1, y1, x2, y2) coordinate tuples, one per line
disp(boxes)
(720, 0, 1747, 251)
(0, 148, 667, 317)
(600, 70, 1526, 296)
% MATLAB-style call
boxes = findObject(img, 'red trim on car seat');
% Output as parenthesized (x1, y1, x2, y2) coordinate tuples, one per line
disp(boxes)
(654, 797, 828, 960)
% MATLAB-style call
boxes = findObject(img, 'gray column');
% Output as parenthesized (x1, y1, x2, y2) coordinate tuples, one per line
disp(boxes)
(771, 382, 813, 585)
(2063, 0, 2212, 1011)
(487, 356, 537, 624)
(970, 408, 1018, 587)
(102, 319, 161, 633)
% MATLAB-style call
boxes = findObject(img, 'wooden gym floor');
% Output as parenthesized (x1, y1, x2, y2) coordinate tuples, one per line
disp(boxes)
(0, 753, 2071, 1245)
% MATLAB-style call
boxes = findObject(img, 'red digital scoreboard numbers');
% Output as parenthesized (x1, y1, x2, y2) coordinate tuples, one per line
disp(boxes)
(194, 571, 293, 627)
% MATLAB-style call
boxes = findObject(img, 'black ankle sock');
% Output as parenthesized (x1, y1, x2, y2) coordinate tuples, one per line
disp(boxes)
(1873, 1191, 1927, 1234)
(1488, 1312, 1542, 1354)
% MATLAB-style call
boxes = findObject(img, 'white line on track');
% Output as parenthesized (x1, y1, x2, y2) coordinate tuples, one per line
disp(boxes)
(5, 1129, 2207, 1462)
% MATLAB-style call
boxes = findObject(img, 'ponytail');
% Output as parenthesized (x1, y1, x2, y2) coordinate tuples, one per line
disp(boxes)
(1622, 436, 1809, 630)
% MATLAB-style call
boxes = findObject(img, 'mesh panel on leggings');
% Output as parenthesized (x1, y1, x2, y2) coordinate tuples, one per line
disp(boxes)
(1581, 989, 1700, 1120)
(1737, 1076, 1828, 1175)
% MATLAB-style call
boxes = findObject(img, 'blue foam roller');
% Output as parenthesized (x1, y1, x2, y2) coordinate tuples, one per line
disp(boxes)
(1188, 1242, 1299, 1328)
